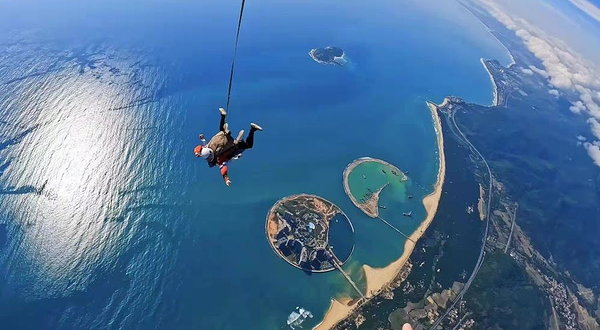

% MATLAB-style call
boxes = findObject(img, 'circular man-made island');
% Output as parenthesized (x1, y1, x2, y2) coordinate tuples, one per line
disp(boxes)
(266, 194, 355, 273)
(343, 157, 409, 218)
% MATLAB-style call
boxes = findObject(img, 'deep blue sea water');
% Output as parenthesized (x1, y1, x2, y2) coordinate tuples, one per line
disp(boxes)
(0, 1, 511, 329)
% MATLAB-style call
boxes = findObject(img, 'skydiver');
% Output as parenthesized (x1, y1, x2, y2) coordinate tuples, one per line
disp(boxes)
(194, 107, 262, 186)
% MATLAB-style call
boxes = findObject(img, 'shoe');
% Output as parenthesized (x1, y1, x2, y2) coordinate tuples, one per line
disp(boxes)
(250, 123, 263, 131)
(223, 123, 230, 134)
(219, 108, 227, 116)
(235, 130, 245, 143)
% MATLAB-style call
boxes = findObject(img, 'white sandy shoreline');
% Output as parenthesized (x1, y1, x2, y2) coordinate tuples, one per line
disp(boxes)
(314, 102, 447, 329)
(480, 58, 499, 106)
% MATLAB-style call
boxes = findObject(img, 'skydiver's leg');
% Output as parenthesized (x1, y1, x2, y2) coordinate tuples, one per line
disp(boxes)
(245, 122, 262, 150)
(219, 115, 226, 132)
(219, 107, 228, 133)
(245, 129, 255, 149)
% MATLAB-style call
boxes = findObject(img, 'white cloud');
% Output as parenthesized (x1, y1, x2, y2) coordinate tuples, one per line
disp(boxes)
(566, 0, 600, 23)
(472, 0, 600, 166)
(587, 118, 600, 140)
(520, 68, 534, 75)
(583, 142, 600, 166)
(577, 135, 587, 141)
(528, 65, 549, 78)
(570, 100, 587, 113)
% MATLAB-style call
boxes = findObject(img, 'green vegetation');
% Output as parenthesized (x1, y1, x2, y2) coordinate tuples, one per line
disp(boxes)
(454, 58, 600, 289)
(312, 46, 343, 62)
(465, 251, 548, 330)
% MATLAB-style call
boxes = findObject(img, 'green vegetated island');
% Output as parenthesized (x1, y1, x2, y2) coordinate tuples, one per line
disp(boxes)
(309, 46, 348, 66)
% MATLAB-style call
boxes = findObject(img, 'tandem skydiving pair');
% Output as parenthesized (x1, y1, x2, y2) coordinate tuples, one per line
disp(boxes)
(194, 108, 262, 186)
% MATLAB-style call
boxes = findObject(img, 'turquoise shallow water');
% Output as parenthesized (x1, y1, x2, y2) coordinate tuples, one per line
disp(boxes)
(347, 160, 409, 205)
(0, 0, 511, 329)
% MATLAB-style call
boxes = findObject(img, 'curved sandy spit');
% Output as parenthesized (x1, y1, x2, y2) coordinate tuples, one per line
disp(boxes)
(314, 101, 446, 329)
(363, 102, 445, 296)
(342, 157, 405, 218)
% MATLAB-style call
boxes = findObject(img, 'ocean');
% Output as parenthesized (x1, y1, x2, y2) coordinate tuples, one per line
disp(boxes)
(0, 0, 512, 329)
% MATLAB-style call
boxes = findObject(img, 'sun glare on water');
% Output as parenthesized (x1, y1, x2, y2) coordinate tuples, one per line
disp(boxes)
(0, 49, 156, 293)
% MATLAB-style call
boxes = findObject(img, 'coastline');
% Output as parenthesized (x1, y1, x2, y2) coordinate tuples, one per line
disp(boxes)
(480, 58, 499, 106)
(313, 298, 357, 330)
(460, 2, 516, 67)
(315, 102, 447, 328)
(361, 101, 446, 297)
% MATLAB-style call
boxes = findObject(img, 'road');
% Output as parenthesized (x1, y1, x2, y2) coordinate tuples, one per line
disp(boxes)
(331, 254, 366, 300)
(428, 104, 493, 330)
(450, 312, 472, 330)
(377, 215, 415, 243)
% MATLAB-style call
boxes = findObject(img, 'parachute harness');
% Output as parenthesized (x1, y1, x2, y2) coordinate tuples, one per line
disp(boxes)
(225, 0, 246, 112)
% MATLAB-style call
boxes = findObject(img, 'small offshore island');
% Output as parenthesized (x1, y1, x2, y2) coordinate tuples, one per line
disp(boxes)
(343, 157, 408, 218)
(309, 46, 348, 66)
(266, 194, 355, 273)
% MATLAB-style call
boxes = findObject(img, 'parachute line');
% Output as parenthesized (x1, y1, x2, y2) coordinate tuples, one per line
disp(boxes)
(225, 0, 246, 112)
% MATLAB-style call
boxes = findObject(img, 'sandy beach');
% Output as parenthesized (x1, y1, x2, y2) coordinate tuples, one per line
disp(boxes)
(313, 298, 357, 330)
(315, 102, 447, 328)
(480, 58, 499, 106)
(362, 101, 446, 297)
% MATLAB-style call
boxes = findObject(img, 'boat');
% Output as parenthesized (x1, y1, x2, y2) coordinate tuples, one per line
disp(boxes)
(402, 211, 413, 217)
(362, 174, 366, 179)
